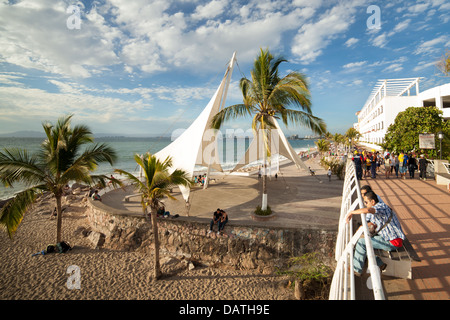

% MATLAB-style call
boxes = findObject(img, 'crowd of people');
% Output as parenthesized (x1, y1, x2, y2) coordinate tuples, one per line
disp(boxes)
(351, 149, 429, 181)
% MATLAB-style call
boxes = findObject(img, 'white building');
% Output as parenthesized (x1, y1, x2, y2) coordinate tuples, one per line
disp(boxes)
(420, 82, 450, 118)
(355, 78, 450, 150)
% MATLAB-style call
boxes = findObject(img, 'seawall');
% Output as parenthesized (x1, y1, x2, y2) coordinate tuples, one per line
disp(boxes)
(87, 198, 337, 273)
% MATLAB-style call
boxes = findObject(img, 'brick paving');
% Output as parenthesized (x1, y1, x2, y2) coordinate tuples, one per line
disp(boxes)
(363, 173, 450, 300)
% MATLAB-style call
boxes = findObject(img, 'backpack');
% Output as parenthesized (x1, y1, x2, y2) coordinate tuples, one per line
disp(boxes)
(57, 241, 72, 253)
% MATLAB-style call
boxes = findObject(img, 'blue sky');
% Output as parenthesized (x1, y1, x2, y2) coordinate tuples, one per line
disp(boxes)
(0, 0, 449, 137)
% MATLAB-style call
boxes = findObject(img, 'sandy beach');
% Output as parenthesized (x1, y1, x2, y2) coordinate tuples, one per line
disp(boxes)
(1, 198, 299, 300)
(0, 191, 298, 300)
(0, 154, 339, 300)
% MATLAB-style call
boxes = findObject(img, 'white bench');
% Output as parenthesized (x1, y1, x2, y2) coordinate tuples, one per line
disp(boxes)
(374, 238, 420, 279)
(124, 193, 142, 202)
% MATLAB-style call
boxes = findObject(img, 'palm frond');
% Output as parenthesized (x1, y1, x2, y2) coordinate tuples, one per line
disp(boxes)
(270, 72, 312, 113)
(115, 154, 191, 209)
(210, 104, 253, 129)
(0, 149, 47, 187)
(78, 143, 117, 167)
(168, 169, 192, 187)
(0, 188, 38, 239)
(280, 109, 327, 135)
(114, 168, 146, 191)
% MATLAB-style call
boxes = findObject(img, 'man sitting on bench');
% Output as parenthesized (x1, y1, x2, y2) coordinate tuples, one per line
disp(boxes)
(345, 191, 406, 276)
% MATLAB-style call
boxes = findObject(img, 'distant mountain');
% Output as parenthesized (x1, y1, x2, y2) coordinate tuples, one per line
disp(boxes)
(0, 131, 170, 138)
(0, 131, 45, 138)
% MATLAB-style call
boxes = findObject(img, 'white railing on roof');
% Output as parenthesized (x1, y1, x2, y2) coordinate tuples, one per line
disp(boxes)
(362, 78, 421, 112)
(329, 160, 385, 300)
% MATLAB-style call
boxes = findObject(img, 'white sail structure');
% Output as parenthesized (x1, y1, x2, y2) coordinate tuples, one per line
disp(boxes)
(232, 118, 310, 172)
(155, 52, 237, 202)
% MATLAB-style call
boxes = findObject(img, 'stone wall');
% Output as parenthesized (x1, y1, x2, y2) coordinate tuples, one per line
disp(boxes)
(87, 199, 338, 273)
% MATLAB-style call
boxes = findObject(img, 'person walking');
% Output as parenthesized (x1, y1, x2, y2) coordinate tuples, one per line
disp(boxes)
(418, 154, 428, 181)
(352, 150, 363, 180)
(394, 154, 399, 178)
(384, 154, 391, 179)
(399, 152, 408, 179)
(408, 153, 417, 179)
(370, 151, 377, 179)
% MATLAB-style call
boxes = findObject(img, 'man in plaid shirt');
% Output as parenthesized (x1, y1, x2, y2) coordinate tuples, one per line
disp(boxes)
(345, 191, 405, 275)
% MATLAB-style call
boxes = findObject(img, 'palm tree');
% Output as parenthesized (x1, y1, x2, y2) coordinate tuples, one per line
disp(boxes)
(345, 127, 360, 150)
(0, 115, 117, 242)
(114, 153, 191, 280)
(212, 48, 326, 210)
(324, 131, 333, 141)
(315, 139, 331, 157)
(333, 133, 344, 147)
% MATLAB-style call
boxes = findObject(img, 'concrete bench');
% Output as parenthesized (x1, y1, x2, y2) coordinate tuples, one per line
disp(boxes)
(124, 193, 142, 202)
(374, 238, 420, 279)
(435, 161, 450, 187)
(436, 173, 450, 190)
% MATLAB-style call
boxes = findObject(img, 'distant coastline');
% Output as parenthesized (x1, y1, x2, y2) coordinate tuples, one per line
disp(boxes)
(0, 131, 322, 140)
(0, 131, 173, 139)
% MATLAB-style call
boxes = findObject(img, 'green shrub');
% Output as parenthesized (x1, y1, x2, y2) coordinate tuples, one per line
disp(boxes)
(276, 252, 333, 300)
(320, 157, 345, 180)
(254, 205, 272, 216)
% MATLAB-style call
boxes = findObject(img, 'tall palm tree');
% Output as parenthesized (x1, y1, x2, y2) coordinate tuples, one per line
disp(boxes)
(345, 127, 360, 151)
(0, 115, 117, 242)
(212, 48, 326, 210)
(114, 153, 191, 280)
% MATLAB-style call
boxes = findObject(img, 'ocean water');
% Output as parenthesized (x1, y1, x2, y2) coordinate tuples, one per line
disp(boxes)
(0, 136, 316, 200)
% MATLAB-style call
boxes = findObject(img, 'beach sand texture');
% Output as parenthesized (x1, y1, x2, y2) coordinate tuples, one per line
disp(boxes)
(0, 156, 339, 300)
(0, 196, 294, 300)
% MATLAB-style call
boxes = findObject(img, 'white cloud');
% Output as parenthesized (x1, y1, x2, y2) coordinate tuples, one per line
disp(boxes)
(414, 35, 450, 55)
(192, 0, 228, 20)
(343, 61, 367, 69)
(344, 37, 359, 47)
(291, 1, 366, 64)
(383, 63, 403, 73)
(393, 19, 411, 33)
(0, 1, 121, 78)
(413, 61, 436, 72)
(0, 86, 147, 132)
(408, 2, 430, 14)
(0, 72, 26, 86)
(292, 0, 323, 8)
(371, 33, 388, 48)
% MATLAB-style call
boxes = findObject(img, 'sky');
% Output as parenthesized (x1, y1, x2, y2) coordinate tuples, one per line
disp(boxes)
(0, 0, 449, 138)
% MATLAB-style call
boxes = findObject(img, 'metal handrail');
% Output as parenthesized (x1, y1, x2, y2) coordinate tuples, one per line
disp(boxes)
(329, 160, 385, 300)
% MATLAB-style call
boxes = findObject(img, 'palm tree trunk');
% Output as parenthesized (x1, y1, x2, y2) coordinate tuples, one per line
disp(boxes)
(150, 206, 161, 280)
(56, 195, 63, 243)
(262, 149, 268, 210)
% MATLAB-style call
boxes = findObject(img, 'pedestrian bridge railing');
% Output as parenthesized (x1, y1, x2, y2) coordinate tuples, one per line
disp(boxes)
(329, 160, 385, 300)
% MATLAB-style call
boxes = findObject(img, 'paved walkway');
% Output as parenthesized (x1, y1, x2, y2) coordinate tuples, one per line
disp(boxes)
(101, 156, 450, 300)
(102, 158, 344, 230)
(363, 173, 450, 300)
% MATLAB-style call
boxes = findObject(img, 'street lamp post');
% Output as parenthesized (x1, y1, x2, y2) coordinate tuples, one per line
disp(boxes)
(438, 131, 444, 160)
